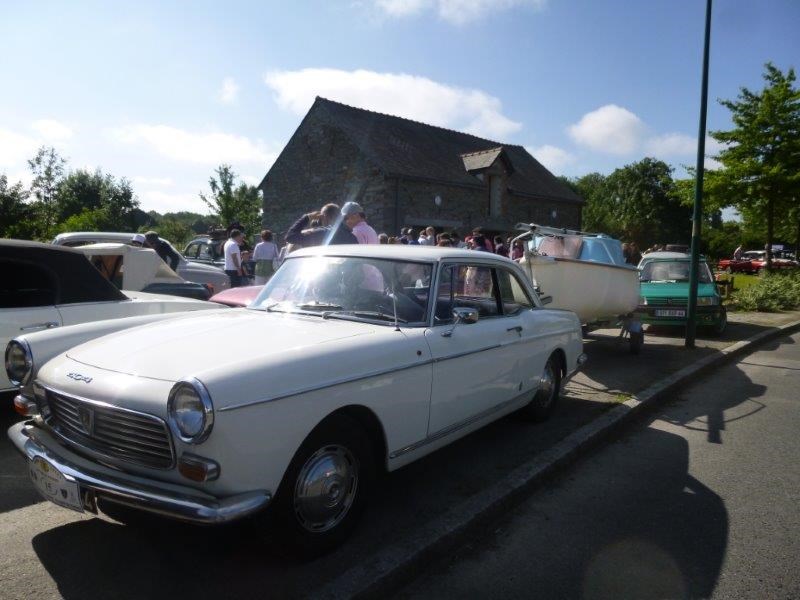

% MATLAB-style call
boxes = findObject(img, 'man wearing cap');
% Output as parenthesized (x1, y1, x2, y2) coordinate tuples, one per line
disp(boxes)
(131, 233, 146, 247)
(285, 203, 357, 247)
(143, 231, 180, 271)
(342, 202, 378, 245)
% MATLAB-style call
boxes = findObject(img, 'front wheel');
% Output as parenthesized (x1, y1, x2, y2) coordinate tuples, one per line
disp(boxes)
(708, 306, 728, 337)
(263, 413, 374, 558)
(518, 354, 562, 422)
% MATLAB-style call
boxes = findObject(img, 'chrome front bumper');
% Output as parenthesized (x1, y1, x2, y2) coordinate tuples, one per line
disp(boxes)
(8, 421, 271, 525)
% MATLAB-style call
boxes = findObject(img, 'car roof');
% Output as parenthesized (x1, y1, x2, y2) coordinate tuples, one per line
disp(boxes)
(290, 244, 509, 262)
(0, 238, 128, 303)
(640, 251, 691, 260)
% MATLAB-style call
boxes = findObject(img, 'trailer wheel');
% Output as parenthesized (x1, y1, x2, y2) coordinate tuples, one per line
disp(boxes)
(629, 331, 644, 355)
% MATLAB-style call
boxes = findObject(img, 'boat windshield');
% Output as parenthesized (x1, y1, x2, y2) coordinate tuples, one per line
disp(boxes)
(249, 255, 433, 326)
(640, 260, 713, 283)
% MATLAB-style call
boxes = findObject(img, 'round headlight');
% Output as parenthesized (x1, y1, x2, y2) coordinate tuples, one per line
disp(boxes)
(168, 379, 214, 443)
(5, 339, 33, 387)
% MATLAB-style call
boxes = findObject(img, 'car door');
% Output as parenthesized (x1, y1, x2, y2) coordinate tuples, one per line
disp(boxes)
(424, 262, 523, 435)
(0, 260, 61, 391)
(495, 266, 550, 396)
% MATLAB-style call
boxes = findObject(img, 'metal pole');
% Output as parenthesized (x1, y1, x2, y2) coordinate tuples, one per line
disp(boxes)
(685, 0, 713, 348)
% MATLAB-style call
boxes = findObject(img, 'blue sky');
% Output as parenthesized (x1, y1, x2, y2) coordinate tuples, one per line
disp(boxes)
(1, 0, 798, 215)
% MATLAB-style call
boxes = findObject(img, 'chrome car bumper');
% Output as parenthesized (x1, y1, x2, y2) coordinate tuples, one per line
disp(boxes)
(8, 421, 270, 525)
(563, 352, 588, 385)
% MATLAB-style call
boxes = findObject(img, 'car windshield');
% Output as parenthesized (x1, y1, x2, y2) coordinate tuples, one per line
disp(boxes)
(640, 260, 713, 283)
(250, 255, 434, 326)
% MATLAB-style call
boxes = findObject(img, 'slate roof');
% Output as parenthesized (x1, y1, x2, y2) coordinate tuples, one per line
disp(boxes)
(461, 147, 513, 173)
(313, 97, 583, 204)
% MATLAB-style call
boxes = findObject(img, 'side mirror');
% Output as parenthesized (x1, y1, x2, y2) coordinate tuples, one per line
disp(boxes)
(452, 307, 479, 324)
(442, 307, 479, 337)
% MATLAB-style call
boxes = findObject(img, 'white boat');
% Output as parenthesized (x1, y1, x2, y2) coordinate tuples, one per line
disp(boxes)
(512, 223, 640, 325)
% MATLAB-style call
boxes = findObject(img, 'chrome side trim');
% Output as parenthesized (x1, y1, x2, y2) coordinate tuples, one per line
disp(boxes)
(8, 421, 269, 524)
(432, 344, 502, 362)
(389, 392, 528, 459)
(217, 358, 435, 412)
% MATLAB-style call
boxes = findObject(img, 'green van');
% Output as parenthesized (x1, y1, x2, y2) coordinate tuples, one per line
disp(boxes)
(637, 254, 726, 335)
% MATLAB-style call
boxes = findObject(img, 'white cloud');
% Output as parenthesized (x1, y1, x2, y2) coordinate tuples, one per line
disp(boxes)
(372, 0, 547, 24)
(644, 132, 696, 156)
(528, 144, 575, 173)
(0, 128, 40, 168)
(137, 190, 206, 214)
(568, 104, 645, 155)
(374, 0, 428, 17)
(133, 176, 174, 186)
(111, 124, 275, 165)
(219, 77, 239, 104)
(265, 68, 521, 140)
(31, 119, 73, 142)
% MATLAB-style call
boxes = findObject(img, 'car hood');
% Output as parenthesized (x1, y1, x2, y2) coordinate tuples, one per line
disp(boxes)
(65, 309, 375, 381)
(640, 281, 717, 298)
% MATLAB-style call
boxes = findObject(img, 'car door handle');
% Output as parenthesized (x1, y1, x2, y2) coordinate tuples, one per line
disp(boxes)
(506, 326, 523, 333)
(20, 321, 60, 331)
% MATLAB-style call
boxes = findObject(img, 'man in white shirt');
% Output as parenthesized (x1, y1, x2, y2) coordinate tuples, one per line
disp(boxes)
(342, 202, 378, 244)
(224, 229, 245, 287)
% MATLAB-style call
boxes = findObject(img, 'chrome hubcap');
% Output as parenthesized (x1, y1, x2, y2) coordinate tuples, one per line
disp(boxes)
(294, 445, 358, 532)
(537, 362, 556, 407)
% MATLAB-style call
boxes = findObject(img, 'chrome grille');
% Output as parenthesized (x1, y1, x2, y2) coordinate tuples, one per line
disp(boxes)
(45, 389, 174, 469)
(646, 297, 687, 307)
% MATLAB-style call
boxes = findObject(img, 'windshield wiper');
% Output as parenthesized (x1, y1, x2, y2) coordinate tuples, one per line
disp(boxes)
(295, 302, 344, 311)
(323, 310, 408, 324)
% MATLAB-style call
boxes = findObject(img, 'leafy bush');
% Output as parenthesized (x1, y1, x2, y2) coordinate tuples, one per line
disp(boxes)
(731, 270, 800, 312)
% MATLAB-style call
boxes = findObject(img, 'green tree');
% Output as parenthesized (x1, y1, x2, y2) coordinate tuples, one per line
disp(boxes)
(602, 158, 692, 247)
(56, 169, 140, 230)
(28, 146, 66, 239)
(709, 63, 800, 268)
(0, 174, 37, 239)
(200, 164, 262, 238)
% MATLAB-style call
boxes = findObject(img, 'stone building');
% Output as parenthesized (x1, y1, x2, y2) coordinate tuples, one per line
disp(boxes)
(259, 97, 583, 239)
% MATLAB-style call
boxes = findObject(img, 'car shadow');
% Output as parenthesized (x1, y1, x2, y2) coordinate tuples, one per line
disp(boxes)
(396, 424, 729, 600)
(0, 404, 41, 513)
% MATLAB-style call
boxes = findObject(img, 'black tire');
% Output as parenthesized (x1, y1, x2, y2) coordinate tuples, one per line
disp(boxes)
(518, 354, 562, 422)
(263, 413, 374, 558)
(629, 330, 644, 355)
(708, 306, 728, 337)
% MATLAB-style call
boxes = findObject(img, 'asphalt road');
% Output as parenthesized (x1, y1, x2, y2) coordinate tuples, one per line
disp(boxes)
(393, 332, 800, 599)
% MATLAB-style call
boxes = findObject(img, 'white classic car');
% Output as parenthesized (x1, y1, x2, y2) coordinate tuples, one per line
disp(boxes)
(52, 231, 231, 294)
(0, 240, 219, 393)
(7, 245, 585, 555)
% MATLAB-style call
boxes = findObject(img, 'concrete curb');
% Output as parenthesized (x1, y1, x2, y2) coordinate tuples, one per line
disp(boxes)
(316, 318, 800, 600)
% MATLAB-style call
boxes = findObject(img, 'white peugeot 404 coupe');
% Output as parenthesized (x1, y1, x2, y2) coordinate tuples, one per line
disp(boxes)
(7, 245, 585, 555)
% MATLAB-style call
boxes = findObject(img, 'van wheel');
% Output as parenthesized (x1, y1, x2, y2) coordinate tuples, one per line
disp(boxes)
(263, 413, 373, 558)
(518, 354, 561, 422)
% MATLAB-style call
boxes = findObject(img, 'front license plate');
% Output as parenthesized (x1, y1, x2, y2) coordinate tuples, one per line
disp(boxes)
(655, 309, 686, 317)
(29, 456, 83, 513)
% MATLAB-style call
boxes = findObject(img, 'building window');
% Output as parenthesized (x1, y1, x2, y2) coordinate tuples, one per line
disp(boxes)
(489, 175, 502, 218)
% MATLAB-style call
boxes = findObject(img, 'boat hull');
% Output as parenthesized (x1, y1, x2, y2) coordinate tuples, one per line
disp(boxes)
(520, 256, 640, 324)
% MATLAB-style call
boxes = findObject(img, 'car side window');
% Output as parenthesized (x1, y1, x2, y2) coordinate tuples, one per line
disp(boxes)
(434, 264, 500, 323)
(184, 243, 199, 259)
(496, 268, 534, 316)
(198, 243, 214, 260)
(0, 260, 57, 308)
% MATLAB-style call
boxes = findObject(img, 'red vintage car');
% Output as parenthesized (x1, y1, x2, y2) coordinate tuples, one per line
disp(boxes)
(718, 250, 798, 274)
(210, 284, 264, 307)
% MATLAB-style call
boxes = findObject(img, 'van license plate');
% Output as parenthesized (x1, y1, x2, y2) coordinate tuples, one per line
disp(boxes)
(655, 309, 685, 317)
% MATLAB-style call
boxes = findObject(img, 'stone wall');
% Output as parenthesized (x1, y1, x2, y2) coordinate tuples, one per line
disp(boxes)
(260, 107, 389, 237)
(261, 106, 582, 240)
